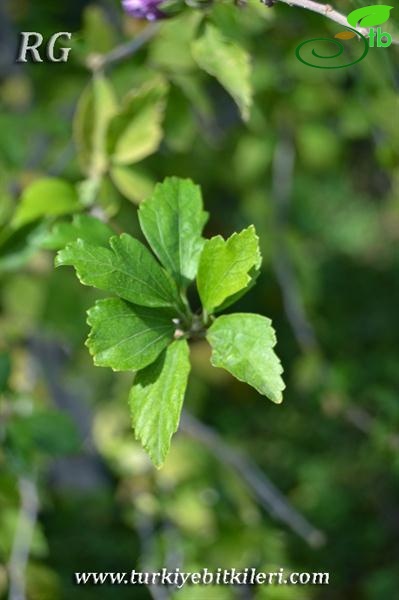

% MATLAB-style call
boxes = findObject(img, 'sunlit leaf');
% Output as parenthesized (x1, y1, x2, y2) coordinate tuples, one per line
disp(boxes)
(110, 166, 154, 205)
(83, 5, 117, 54)
(197, 225, 261, 313)
(129, 339, 190, 467)
(12, 178, 81, 229)
(56, 234, 180, 309)
(87, 298, 174, 371)
(139, 177, 208, 288)
(207, 313, 285, 403)
(40, 214, 113, 250)
(108, 78, 168, 165)
(73, 76, 118, 174)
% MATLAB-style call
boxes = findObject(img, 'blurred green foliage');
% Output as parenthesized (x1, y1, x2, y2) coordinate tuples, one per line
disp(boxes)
(1, 0, 399, 599)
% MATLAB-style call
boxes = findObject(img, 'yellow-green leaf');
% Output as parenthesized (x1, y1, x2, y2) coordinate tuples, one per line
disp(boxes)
(108, 78, 168, 166)
(192, 24, 252, 121)
(110, 166, 154, 205)
(207, 313, 285, 403)
(197, 225, 261, 314)
(73, 75, 118, 175)
(12, 178, 81, 229)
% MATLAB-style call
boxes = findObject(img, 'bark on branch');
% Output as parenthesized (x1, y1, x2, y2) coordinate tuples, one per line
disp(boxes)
(181, 412, 326, 547)
(8, 477, 39, 600)
(274, 0, 399, 44)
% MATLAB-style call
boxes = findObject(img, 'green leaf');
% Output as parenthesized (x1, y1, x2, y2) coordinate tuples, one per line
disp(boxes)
(77, 175, 121, 216)
(96, 175, 121, 217)
(108, 78, 168, 166)
(83, 5, 117, 54)
(149, 12, 202, 73)
(347, 5, 393, 28)
(91, 76, 118, 174)
(40, 214, 113, 250)
(173, 74, 213, 122)
(139, 177, 208, 288)
(55, 233, 180, 309)
(164, 85, 197, 153)
(12, 178, 81, 229)
(197, 225, 261, 314)
(0, 188, 13, 227)
(191, 24, 252, 121)
(74, 85, 95, 172)
(110, 166, 154, 205)
(215, 270, 260, 313)
(0, 352, 11, 393)
(129, 339, 190, 467)
(0, 223, 42, 274)
(86, 298, 174, 371)
(73, 75, 118, 174)
(7, 411, 80, 457)
(207, 314, 285, 403)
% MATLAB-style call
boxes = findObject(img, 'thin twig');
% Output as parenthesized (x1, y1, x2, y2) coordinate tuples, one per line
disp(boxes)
(276, 0, 368, 36)
(271, 135, 318, 352)
(86, 22, 161, 71)
(181, 412, 326, 547)
(136, 512, 172, 600)
(274, 0, 399, 45)
(270, 135, 399, 447)
(8, 477, 39, 600)
(344, 407, 399, 451)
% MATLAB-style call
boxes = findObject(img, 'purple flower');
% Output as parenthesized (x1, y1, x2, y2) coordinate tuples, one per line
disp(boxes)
(122, 0, 167, 21)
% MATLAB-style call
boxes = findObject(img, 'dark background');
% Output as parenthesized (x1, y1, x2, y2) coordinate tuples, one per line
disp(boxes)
(1, 0, 399, 598)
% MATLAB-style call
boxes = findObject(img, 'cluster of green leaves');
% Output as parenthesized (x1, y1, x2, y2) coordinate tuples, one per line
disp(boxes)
(0, 74, 166, 274)
(71, 10, 255, 213)
(2, 2, 399, 597)
(0, 3, 259, 278)
(56, 177, 284, 466)
(0, 350, 79, 472)
(73, 9, 254, 213)
(75, 74, 167, 208)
